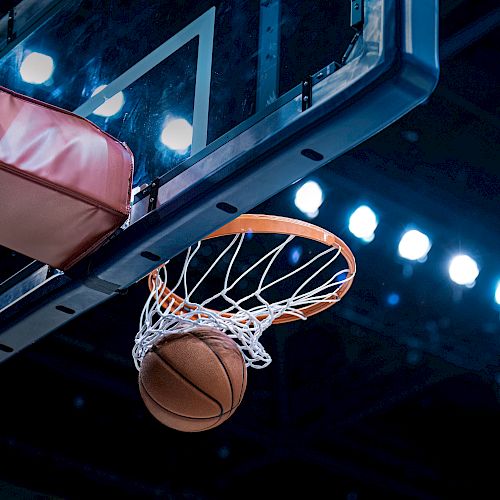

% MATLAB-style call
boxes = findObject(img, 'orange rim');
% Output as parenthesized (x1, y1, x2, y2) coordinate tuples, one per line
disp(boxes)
(148, 214, 356, 324)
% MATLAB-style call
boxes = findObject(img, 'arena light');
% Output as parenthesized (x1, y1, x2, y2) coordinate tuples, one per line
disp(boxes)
(387, 293, 400, 306)
(288, 246, 302, 265)
(161, 118, 193, 151)
(398, 229, 431, 261)
(294, 181, 323, 218)
(19, 52, 54, 84)
(495, 281, 500, 305)
(91, 85, 125, 117)
(448, 255, 479, 286)
(348, 205, 378, 242)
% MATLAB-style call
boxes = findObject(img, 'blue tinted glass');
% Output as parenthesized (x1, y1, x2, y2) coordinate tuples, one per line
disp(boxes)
(0, 0, 352, 187)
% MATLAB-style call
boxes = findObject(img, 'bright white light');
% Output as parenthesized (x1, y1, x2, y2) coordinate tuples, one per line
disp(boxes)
(349, 205, 378, 241)
(161, 118, 193, 151)
(20, 52, 54, 84)
(131, 186, 142, 197)
(398, 230, 431, 261)
(91, 85, 125, 117)
(294, 181, 323, 218)
(448, 255, 479, 286)
(130, 185, 142, 203)
(495, 281, 500, 305)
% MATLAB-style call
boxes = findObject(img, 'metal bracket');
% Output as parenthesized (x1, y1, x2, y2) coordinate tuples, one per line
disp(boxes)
(341, 31, 362, 66)
(7, 9, 16, 43)
(81, 276, 121, 295)
(147, 178, 160, 212)
(301, 75, 313, 111)
(350, 0, 364, 30)
(0, 261, 48, 311)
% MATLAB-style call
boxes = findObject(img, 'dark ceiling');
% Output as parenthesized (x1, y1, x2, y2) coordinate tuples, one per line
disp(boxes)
(1, 1, 499, 499)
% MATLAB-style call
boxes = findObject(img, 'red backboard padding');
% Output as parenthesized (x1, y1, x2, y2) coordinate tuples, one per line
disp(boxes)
(0, 86, 134, 270)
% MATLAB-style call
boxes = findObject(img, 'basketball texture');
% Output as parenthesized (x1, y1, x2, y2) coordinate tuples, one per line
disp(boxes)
(139, 327, 247, 432)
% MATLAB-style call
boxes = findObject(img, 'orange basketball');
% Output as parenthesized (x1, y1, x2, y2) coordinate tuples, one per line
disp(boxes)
(139, 327, 247, 432)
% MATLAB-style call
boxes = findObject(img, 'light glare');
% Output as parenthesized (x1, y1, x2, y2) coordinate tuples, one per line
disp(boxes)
(91, 85, 125, 117)
(495, 281, 500, 305)
(398, 230, 431, 261)
(448, 255, 479, 286)
(387, 293, 400, 306)
(161, 118, 193, 151)
(289, 246, 302, 265)
(20, 52, 54, 84)
(349, 205, 378, 241)
(294, 181, 323, 218)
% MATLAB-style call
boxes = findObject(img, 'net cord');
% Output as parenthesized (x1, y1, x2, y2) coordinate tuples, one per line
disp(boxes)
(133, 233, 353, 369)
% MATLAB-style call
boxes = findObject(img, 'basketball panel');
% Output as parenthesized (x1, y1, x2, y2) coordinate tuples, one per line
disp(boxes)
(139, 380, 224, 432)
(204, 334, 248, 407)
(140, 350, 222, 418)
(156, 330, 235, 411)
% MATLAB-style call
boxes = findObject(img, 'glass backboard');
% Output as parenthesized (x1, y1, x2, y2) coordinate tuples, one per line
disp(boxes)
(0, 0, 355, 188)
(0, 0, 439, 363)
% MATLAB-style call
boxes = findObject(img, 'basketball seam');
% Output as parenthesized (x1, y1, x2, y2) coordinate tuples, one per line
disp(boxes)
(190, 330, 239, 430)
(193, 399, 244, 432)
(141, 379, 222, 432)
(193, 330, 246, 409)
(201, 333, 246, 428)
(139, 378, 237, 421)
(194, 335, 235, 410)
(151, 347, 224, 418)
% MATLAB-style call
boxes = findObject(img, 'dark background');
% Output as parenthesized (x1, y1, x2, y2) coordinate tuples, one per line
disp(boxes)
(1, 1, 499, 499)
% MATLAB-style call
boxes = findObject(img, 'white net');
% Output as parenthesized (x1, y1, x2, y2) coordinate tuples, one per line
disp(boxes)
(133, 231, 354, 370)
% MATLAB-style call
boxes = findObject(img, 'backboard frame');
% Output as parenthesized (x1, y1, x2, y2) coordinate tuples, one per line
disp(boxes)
(0, 0, 439, 363)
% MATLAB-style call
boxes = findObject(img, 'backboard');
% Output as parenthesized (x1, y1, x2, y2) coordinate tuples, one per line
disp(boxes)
(0, 0, 439, 362)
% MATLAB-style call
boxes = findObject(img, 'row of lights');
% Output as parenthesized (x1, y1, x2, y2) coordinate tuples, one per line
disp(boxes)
(17, 53, 499, 302)
(295, 181, 498, 300)
(18, 52, 193, 152)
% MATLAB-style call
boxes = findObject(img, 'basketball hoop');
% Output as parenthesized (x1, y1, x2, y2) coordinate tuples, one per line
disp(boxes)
(133, 214, 356, 369)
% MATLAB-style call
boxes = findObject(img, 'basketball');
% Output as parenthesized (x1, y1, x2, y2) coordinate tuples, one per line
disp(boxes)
(139, 327, 247, 432)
